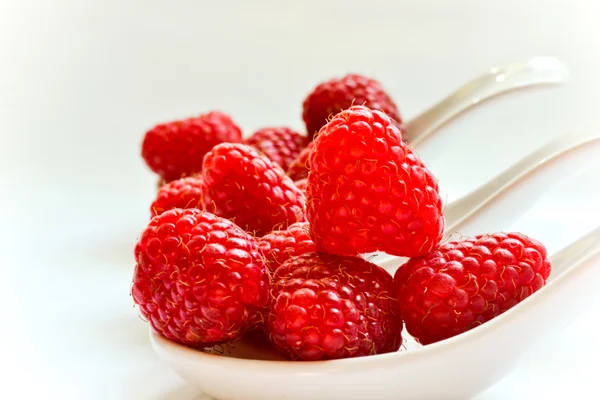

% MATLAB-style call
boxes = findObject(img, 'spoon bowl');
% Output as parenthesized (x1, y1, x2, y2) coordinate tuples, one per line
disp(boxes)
(150, 225, 600, 400)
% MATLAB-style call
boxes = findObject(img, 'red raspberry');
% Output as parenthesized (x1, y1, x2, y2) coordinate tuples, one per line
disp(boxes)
(150, 176, 204, 217)
(157, 177, 169, 190)
(307, 105, 444, 257)
(142, 111, 242, 181)
(286, 141, 314, 181)
(202, 143, 306, 236)
(394, 232, 552, 345)
(302, 74, 402, 138)
(294, 178, 307, 194)
(131, 208, 270, 348)
(267, 252, 403, 360)
(245, 127, 310, 170)
(257, 222, 315, 272)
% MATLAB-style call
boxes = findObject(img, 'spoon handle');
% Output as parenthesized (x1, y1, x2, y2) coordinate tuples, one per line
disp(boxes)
(375, 128, 600, 273)
(403, 57, 569, 146)
(444, 129, 600, 233)
(550, 226, 600, 273)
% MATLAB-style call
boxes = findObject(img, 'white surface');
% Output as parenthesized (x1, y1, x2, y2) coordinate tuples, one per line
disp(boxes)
(2, 1, 600, 399)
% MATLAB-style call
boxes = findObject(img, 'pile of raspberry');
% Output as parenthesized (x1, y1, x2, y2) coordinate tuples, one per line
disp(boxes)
(132, 74, 552, 361)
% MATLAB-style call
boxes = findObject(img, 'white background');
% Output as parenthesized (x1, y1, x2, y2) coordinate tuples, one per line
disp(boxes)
(1, 0, 600, 399)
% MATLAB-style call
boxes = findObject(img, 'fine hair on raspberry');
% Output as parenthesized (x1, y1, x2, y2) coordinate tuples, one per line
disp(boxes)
(132, 208, 271, 348)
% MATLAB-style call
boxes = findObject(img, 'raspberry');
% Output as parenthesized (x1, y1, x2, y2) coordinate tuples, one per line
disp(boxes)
(294, 178, 307, 194)
(142, 111, 242, 181)
(157, 177, 169, 190)
(394, 232, 552, 345)
(257, 222, 315, 272)
(302, 74, 402, 138)
(150, 176, 204, 217)
(131, 208, 270, 348)
(245, 127, 309, 170)
(267, 253, 402, 360)
(286, 141, 314, 181)
(307, 105, 444, 257)
(202, 143, 306, 236)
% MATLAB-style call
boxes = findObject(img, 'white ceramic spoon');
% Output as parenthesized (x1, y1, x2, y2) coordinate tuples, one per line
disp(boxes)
(372, 128, 600, 271)
(403, 56, 569, 146)
(151, 224, 600, 400)
(148, 58, 575, 400)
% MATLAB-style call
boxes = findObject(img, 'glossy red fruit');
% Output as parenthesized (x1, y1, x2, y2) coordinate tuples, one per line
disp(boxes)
(201, 143, 306, 236)
(394, 232, 552, 345)
(286, 141, 314, 181)
(307, 105, 444, 257)
(150, 176, 204, 217)
(132, 208, 270, 348)
(257, 222, 315, 272)
(157, 177, 169, 190)
(142, 111, 242, 181)
(267, 252, 403, 361)
(302, 74, 402, 138)
(245, 127, 310, 170)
